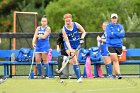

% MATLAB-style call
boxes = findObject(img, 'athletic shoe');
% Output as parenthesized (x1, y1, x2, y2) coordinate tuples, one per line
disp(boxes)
(35, 75, 46, 79)
(77, 78, 83, 83)
(117, 74, 122, 79)
(45, 77, 49, 79)
(106, 75, 114, 79)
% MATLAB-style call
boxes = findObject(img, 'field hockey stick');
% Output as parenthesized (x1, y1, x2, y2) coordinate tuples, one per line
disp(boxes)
(28, 47, 36, 79)
(56, 45, 81, 73)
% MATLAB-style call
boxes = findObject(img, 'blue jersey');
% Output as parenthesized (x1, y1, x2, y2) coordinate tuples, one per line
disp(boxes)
(36, 26, 50, 53)
(64, 22, 80, 49)
(99, 32, 109, 56)
(106, 22, 125, 47)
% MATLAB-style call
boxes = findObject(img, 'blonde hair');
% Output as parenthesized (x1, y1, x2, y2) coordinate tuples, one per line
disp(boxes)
(63, 13, 72, 20)
(103, 21, 108, 25)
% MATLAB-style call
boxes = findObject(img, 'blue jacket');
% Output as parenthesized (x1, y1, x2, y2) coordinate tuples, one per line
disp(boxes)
(106, 22, 125, 47)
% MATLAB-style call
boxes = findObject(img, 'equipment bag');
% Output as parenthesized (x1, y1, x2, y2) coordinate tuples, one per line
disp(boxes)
(89, 47, 101, 62)
(16, 48, 32, 62)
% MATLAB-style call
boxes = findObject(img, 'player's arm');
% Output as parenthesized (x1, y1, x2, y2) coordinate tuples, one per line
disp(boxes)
(38, 26, 51, 39)
(62, 28, 72, 52)
(32, 27, 39, 48)
(113, 25, 125, 38)
(97, 35, 106, 42)
(75, 22, 86, 39)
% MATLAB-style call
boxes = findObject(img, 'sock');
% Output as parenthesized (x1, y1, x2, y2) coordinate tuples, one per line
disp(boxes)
(36, 64, 42, 76)
(44, 63, 50, 77)
(73, 65, 81, 79)
(105, 63, 112, 76)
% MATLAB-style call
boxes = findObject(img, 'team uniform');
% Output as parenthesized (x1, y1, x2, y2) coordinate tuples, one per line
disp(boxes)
(36, 25, 50, 78)
(57, 30, 76, 79)
(63, 22, 80, 50)
(36, 25, 50, 53)
(106, 22, 125, 55)
(98, 32, 113, 77)
(99, 32, 109, 56)
(63, 22, 81, 80)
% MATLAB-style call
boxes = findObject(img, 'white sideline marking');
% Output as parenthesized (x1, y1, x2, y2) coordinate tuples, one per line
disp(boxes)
(83, 87, 136, 92)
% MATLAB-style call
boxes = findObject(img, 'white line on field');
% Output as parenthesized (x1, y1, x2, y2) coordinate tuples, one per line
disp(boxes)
(83, 87, 136, 92)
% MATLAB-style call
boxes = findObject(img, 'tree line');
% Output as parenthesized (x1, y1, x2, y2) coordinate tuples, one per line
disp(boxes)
(0, 0, 139, 32)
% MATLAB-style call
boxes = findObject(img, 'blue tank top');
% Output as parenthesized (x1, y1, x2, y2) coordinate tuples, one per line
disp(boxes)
(64, 22, 80, 49)
(101, 32, 106, 45)
(36, 26, 50, 48)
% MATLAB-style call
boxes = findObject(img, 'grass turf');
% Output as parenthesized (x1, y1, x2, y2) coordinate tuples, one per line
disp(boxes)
(0, 77, 140, 93)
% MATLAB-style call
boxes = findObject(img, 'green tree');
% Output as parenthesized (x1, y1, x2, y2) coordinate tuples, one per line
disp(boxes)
(45, 0, 140, 32)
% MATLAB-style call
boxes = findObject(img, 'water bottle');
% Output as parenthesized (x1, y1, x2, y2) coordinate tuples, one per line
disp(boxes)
(11, 53, 15, 62)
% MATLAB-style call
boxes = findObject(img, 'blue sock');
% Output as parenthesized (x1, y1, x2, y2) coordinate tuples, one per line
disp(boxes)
(73, 65, 81, 79)
(36, 64, 42, 76)
(44, 63, 50, 77)
(105, 63, 112, 76)
(105, 64, 109, 76)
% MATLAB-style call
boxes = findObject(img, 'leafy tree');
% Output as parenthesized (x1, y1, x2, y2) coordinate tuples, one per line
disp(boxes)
(45, 0, 140, 32)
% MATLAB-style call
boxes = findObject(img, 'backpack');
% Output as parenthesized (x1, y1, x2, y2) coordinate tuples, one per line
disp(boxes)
(16, 48, 32, 62)
(89, 47, 101, 62)
(78, 48, 89, 63)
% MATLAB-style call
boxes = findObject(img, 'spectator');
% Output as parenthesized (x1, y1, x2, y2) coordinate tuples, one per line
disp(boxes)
(106, 13, 125, 79)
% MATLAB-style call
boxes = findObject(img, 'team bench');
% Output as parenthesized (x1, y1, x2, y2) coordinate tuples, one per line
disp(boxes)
(0, 48, 140, 77)
(0, 49, 59, 77)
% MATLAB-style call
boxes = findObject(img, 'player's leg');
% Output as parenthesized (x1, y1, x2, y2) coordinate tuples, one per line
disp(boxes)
(66, 50, 82, 82)
(101, 45, 112, 77)
(42, 53, 50, 78)
(103, 56, 112, 77)
(35, 53, 42, 76)
(116, 47, 123, 79)
(110, 54, 120, 74)
(108, 47, 122, 79)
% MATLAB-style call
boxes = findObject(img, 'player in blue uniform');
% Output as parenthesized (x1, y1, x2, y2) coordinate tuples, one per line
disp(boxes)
(32, 15, 51, 78)
(97, 22, 112, 77)
(62, 13, 86, 82)
(106, 13, 125, 79)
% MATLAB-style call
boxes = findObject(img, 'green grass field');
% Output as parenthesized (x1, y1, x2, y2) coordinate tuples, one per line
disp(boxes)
(0, 64, 139, 75)
(0, 77, 140, 93)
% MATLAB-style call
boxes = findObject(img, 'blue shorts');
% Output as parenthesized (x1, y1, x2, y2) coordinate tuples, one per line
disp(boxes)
(101, 44, 109, 56)
(36, 44, 50, 53)
(36, 47, 49, 53)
